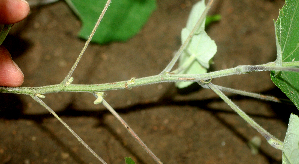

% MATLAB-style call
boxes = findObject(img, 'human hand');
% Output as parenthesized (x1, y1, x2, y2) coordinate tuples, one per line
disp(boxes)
(0, 0, 29, 87)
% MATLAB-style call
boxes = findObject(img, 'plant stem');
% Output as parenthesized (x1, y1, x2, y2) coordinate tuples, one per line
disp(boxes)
(274, 25, 282, 68)
(203, 84, 282, 103)
(160, 0, 214, 74)
(267, 61, 299, 67)
(171, 53, 197, 74)
(100, 98, 163, 164)
(204, 82, 283, 150)
(61, 0, 111, 86)
(31, 95, 107, 164)
(1, 63, 299, 95)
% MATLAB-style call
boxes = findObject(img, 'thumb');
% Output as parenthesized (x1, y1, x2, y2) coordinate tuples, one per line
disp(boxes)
(0, 0, 30, 24)
(0, 46, 24, 87)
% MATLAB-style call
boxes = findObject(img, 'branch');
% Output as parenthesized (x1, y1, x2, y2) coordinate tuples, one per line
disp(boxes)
(94, 94, 163, 164)
(60, 0, 112, 86)
(203, 82, 284, 150)
(31, 94, 107, 164)
(200, 84, 282, 103)
(2, 63, 299, 95)
(160, 0, 214, 74)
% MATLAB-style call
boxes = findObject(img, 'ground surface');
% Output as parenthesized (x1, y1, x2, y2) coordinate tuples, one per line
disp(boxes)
(0, 0, 298, 163)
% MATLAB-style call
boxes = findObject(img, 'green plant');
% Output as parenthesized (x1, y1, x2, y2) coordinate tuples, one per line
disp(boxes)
(0, 0, 298, 163)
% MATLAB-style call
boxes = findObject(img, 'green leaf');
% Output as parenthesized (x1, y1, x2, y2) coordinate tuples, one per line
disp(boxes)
(0, 24, 13, 45)
(282, 114, 299, 164)
(125, 157, 135, 164)
(176, 0, 217, 88)
(270, 0, 299, 109)
(67, 0, 156, 44)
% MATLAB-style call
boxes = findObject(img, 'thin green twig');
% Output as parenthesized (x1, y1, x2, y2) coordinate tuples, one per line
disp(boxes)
(160, 0, 214, 74)
(203, 82, 283, 150)
(98, 97, 163, 164)
(2, 63, 299, 95)
(31, 95, 107, 164)
(199, 84, 282, 103)
(61, 0, 111, 86)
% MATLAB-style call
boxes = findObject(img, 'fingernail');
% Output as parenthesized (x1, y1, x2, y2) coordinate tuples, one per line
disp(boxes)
(19, 0, 29, 5)
(12, 60, 24, 77)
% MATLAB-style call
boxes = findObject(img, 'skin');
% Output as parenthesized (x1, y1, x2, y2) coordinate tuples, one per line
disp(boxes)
(0, 0, 30, 87)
